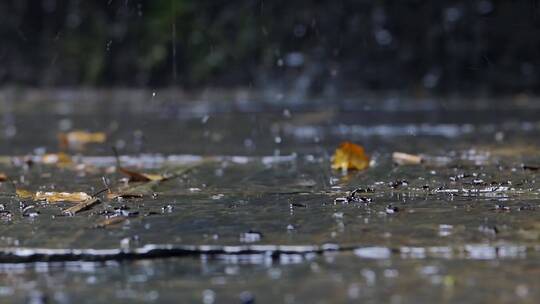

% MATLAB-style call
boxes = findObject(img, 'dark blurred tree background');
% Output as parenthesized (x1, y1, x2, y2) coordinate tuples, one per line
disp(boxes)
(1, 0, 539, 94)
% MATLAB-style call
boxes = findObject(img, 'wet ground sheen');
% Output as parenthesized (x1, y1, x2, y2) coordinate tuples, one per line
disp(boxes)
(0, 91, 539, 303)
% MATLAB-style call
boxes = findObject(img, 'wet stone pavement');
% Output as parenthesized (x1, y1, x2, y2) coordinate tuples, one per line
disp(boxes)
(0, 93, 539, 303)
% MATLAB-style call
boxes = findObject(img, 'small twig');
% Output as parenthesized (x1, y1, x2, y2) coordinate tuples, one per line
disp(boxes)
(90, 187, 109, 198)
(101, 176, 111, 193)
(111, 146, 121, 168)
(63, 197, 101, 216)
(94, 216, 127, 228)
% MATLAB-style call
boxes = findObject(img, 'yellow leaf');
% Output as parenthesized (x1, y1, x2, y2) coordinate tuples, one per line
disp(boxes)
(331, 142, 370, 171)
(34, 191, 92, 203)
(17, 190, 92, 203)
(42, 152, 72, 165)
(16, 189, 34, 199)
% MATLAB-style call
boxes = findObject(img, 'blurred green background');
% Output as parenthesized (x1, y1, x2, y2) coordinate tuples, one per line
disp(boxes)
(1, 0, 539, 94)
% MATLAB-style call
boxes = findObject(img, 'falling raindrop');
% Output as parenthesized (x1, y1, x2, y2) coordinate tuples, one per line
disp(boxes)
(445, 7, 462, 23)
(477, 0, 494, 15)
(293, 24, 307, 37)
(374, 29, 392, 46)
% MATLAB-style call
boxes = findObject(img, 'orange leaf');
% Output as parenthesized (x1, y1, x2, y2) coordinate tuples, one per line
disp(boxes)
(331, 142, 370, 171)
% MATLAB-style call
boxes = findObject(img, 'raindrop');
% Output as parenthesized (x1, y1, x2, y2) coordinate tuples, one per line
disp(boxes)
(67, 13, 81, 29)
(201, 115, 210, 124)
(120, 237, 130, 249)
(202, 290, 215, 304)
(477, 0, 494, 15)
(332, 212, 344, 219)
(385, 205, 399, 214)
(374, 29, 392, 46)
(58, 118, 72, 131)
(515, 285, 529, 298)
(293, 24, 307, 37)
(282, 109, 291, 118)
(161, 205, 174, 213)
(243, 138, 255, 149)
(4, 125, 16, 138)
(26, 290, 47, 304)
(372, 7, 387, 25)
(43, 0, 57, 13)
(240, 230, 263, 243)
(211, 194, 224, 200)
(422, 72, 439, 89)
(438, 224, 453, 237)
(445, 7, 462, 23)
(347, 284, 360, 299)
(239, 291, 255, 304)
(285, 52, 304, 67)
(495, 131, 504, 142)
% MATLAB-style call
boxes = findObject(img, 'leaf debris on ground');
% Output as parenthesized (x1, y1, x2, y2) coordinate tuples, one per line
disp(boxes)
(392, 152, 423, 165)
(58, 131, 107, 149)
(41, 152, 73, 165)
(106, 192, 144, 200)
(17, 189, 92, 203)
(113, 147, 166, 182)
(118, 166, 167, 182)
(94, 216, 127, 228)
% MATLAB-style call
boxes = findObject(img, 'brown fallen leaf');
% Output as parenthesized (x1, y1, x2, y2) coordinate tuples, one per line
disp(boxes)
(522, 164, 540, 171)
(62, 197, 101, 216)
(392, 152, 423, 165)
(58, 131, 106, 149)
(118, 167, 166, 182)
(94, 216, 127, 228)
(331, 142, 370, 171)
(106, 192, 144, 200)
(0, 173, 8, 182)
(112, 146, 166, 182)
(17, 190, 92, 203)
